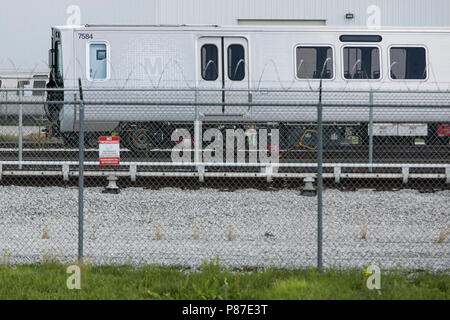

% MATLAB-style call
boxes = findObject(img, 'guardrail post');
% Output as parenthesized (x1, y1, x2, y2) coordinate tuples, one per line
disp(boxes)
(130, 165, 137, 182)
(265, 165, 273, 183)
(62, 164, 69, 181)
(368, 91, 374, 173)
(334, 166, 341, 184)
(78, 79, 85, 261)
(18, 88, 23, 169)
(317, 80, 324, 270)
(402, 167, 409, 184)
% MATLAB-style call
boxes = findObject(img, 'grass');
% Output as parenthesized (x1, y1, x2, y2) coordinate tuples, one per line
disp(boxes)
(0, 134, 19, 142)
(360, 219, 368, 240)
(227, 224, 235, 241)
(41, 219, 53, 240)
(0, 120, 50, 148)
(155, 219, 163, 240)
(0, 132, 49, 145)
(0, 260, 448, 300)
(438, 227, 450, 243)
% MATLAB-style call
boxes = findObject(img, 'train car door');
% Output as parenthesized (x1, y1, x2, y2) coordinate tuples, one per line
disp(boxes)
(197, 37, 223, 116)
(197, 37, 249, 118)
(223, 37, 249, 116)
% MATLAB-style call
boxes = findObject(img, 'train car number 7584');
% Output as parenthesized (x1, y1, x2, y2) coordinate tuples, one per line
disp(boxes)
(78, 33, 93, 40)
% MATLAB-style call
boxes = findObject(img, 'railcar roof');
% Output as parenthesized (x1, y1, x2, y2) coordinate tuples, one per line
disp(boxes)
(54, 24, 450, 33)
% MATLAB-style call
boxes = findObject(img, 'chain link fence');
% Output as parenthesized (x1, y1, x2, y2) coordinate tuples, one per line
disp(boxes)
(0, 84, 449, 270)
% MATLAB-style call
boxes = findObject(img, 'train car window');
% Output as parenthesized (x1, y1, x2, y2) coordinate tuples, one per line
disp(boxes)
(296, 46, 333, 79)
(89, 43, 108, 80)
(390, 47, 427, 80)
(32, 79, 47, 97)
(97, 50, 107, 60)
(16, 81, 30, 95)
(55, 41, 63, 80)
(201, 44, 218, 81)
(343, 47, 380, 79)
(228, 44, 245, 81)
(0, 80, 2, 88)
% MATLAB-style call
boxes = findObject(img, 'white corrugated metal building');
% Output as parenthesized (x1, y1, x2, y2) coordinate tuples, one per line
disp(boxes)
(1, 0, 450, 73)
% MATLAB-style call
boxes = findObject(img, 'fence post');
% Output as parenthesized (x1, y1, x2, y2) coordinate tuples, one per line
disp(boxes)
(18, 88, 23, 169)
(368, 91, 374, 173)
(4, 91, 8, 123)
(78, 80, 85, 261)
(194, 88, 203, 182)
(317, 80, 323, 270)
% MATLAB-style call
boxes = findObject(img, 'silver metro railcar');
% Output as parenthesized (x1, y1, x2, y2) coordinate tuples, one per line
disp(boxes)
(0, 74, 48, 122)
(46, 25, 450, 150)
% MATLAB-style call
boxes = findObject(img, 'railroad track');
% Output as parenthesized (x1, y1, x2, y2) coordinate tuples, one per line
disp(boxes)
(0, 143, 448, 190)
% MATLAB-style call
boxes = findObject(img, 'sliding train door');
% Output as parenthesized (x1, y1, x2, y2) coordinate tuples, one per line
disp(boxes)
(197, 37, 223, 116)
(223, 37, 250, 116)
(197, 36, 249, 119)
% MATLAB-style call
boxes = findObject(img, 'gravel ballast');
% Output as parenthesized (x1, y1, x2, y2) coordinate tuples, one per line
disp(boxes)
(0, 186, 448, 271)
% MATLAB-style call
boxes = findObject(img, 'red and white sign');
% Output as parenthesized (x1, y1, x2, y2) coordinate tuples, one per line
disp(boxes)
(99, 136, 120, 165)
(437, 125, 450, 137)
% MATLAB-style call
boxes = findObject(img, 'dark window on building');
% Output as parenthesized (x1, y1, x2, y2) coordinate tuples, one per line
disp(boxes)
(296, 46, 333, 79)
(227, 44, 245, 81)
(390, 47, 427, 80)
(339, 35, 382, 42)
(201, 44, 219, 81)
(343, 47, 380, 79)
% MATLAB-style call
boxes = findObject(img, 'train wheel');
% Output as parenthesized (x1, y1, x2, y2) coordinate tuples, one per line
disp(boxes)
(62, 133, 79, 148)
(127, 125, 168, 154)
(132, 128, 151, 151)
